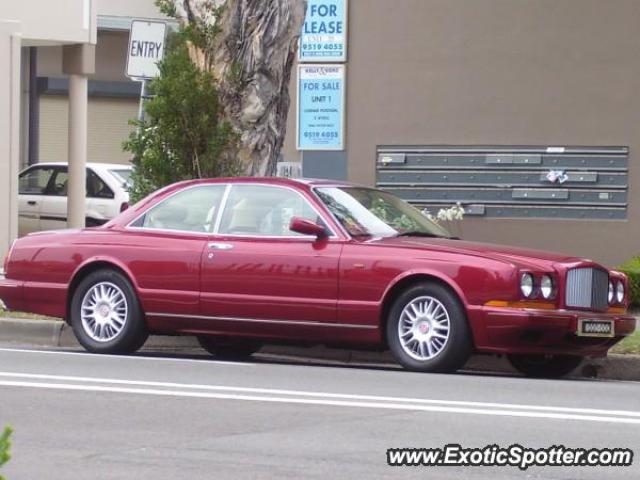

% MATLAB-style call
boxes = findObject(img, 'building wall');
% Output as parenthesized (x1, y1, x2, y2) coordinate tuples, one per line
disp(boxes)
(39, 96, 137, 165)
(0, 22, 21, 259)
(97, 0, 169, 19)
(283, 0, 640, 267)
(36, 30, 139, 166)
(5, 0, 96, 45)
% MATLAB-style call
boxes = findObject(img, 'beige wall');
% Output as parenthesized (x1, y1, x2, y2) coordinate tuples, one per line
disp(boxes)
(4, 0, 96, 45)
(0, 22, 21, 259)
(38, 30, 131, 81)
(36, 29, 139, 166)
(283, 0, 640, 266)
(39, 96, 137, 165)
(97, 0, 168, 19)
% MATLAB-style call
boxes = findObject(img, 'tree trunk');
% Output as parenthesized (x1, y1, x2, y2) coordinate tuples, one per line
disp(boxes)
(169, 0, 306, 176)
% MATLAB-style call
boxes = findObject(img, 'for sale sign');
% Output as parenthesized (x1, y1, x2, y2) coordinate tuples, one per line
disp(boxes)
(297, 64, 345, 150)
(126, 21, 167, 79)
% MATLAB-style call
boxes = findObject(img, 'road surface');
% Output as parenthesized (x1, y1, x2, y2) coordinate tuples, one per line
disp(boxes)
(0, 343, 638, 479)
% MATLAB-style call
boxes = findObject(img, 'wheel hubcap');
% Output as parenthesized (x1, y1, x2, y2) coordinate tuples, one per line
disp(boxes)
(398, 296, 450, 361)
(80, 282, 128, 342)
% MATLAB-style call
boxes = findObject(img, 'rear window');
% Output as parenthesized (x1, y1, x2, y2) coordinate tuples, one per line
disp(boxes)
(109, 169, 132, 187)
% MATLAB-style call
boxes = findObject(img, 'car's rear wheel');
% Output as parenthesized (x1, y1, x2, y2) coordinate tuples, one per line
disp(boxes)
(197, 336, 262, 360)
(386, 282, 472, 373)
(507, 354, 583, 378)
(71, 269, 148, 354)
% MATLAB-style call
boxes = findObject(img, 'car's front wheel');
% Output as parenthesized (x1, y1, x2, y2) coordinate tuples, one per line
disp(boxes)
(197, 336, 262, 360)
(71, 269, 148, 354)
(507, 354, 584, 378)
(386, 282, 473, 373)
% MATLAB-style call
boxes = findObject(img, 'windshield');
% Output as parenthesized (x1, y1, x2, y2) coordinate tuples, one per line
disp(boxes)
(315, 187, 451, 238)
(109, 168, 132, 188)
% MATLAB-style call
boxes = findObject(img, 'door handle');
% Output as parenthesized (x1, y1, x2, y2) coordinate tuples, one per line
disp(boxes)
(27, 201, 37, 206)
(208, 242, 234, 250)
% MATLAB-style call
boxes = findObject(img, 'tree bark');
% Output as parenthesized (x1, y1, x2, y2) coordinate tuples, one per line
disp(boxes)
(169, 0, 306, 176)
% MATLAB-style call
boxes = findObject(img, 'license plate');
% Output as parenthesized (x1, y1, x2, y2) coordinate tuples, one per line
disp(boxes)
(577, 319, 615, 338)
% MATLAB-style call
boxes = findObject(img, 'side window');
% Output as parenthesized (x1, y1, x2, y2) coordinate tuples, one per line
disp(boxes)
(218, 185, 326, 237)
(48, 169, 68, 196)
(18, 167, 55, 195)
(87, 170, 114, 199)
(132, 185, 226, 233)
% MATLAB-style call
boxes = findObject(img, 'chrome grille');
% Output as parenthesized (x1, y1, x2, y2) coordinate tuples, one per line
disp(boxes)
(565, 267, 609, 310)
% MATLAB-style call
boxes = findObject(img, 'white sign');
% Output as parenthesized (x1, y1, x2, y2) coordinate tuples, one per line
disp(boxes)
(126, 21, 167, 79)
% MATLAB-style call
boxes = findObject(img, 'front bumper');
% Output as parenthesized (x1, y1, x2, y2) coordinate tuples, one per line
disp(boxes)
(473, 306, 636, 357)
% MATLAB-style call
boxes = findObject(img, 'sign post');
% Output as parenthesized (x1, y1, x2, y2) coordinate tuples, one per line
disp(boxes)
(126, 20, 167, 121)
(296, 64, 345, 151)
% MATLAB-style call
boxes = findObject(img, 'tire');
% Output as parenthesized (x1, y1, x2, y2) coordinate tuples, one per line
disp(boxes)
(197, 336, 261, 360)
(70, 269, 148, 354)
(507, 354, 584, 378)
(386, 282, 473, 373)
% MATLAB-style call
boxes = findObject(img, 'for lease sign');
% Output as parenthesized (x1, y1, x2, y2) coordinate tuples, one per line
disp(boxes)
(126, 21, 167, 79)
(297, 65, 345, 150)
(299, 0, 348, 62)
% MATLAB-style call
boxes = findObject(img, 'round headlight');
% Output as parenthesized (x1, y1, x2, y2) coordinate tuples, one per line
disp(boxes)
(540, 275, 554, 299)
(616, 281, 625, 304)
(608, 281, 615, 304)
(520, 273, 534, 298)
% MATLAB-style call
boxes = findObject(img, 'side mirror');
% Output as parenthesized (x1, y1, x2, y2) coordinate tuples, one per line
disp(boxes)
(289, 216, 327, 238)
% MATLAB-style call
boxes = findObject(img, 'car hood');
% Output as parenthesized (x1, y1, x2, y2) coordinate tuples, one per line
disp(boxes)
(367, 236, 586, 270)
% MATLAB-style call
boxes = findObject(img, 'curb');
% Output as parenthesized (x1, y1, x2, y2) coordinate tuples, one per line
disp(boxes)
(0, 317, 638, 381)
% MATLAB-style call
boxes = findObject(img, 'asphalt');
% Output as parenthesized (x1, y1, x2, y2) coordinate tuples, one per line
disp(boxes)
(2, 317, 640, 380)
(0, 343, 639, 479)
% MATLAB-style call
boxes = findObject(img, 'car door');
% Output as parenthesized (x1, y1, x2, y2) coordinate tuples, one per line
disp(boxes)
(86, 168, 115, 225)
(17, 165, 56, 236)
(126, 184, 227, 318)
(199, 184, 342, 326)
(38, 166, 69, 232)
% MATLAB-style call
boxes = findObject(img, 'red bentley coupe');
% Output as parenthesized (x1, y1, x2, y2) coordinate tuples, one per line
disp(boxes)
(0, 178, 635, 377)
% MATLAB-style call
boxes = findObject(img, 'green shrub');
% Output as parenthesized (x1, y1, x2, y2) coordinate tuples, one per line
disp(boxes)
(0, 426, 12, 478)
(618, 257, 640, 308)
(123, 30, 240, 204)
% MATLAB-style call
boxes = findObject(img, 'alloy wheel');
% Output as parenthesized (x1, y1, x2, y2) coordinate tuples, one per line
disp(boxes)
(80, 282, 128, 342)
(397, 295, 451, 361)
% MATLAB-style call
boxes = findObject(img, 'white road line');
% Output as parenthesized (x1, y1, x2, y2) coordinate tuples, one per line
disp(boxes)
(1, 371, 640, 422)
(1, 379, 639, 424)
(0, 347, 251, 366)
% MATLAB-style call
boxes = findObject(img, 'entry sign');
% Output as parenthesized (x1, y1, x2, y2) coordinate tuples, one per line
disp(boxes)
(126, 21, 167, 79)
(297, 65, 345, 150)
(299, 0, 348, 62)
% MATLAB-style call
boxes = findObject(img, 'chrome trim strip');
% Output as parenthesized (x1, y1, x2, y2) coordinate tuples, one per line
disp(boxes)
(125, 226, 212, 238)
(147, 312, 378, 330)
(491, 307, 629, 318)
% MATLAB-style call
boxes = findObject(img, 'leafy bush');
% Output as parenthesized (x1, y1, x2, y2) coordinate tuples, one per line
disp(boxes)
(0, 426, 12, 478)
(618, 257, 640, 308)
(123, 30, 240, 203)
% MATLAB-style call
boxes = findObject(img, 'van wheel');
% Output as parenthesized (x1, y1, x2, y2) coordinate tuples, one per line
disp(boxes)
(386, 282, 472, 373)
(71, 269, 148, 354)
(507, 354, 583, 378)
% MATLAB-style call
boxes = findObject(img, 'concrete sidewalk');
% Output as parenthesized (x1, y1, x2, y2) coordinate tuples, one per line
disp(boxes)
(0, 317, 638, 381)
